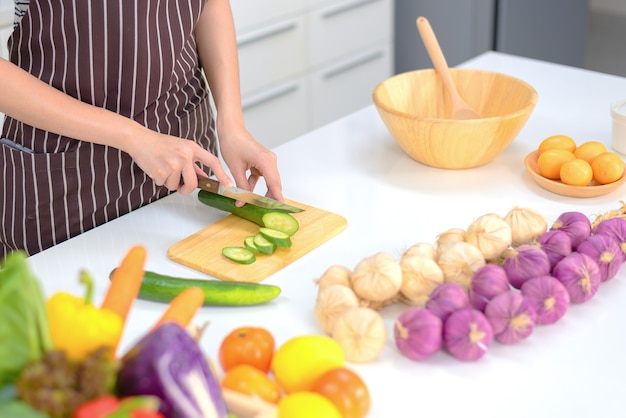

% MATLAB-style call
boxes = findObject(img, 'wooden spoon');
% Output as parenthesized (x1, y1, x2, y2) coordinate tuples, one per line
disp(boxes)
(416, 16, 481, 120)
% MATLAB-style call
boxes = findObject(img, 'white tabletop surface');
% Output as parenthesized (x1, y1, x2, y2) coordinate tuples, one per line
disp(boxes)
(25, 51, 626, 417)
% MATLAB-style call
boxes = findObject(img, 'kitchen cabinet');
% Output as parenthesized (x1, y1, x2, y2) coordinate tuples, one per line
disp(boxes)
(231, 0, 394, 149)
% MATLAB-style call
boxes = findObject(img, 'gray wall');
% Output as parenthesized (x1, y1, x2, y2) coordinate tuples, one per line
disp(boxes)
(394, 0, 589, 74)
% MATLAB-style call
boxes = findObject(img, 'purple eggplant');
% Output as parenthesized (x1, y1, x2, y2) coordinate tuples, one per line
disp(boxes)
(116, 322, 227, 418)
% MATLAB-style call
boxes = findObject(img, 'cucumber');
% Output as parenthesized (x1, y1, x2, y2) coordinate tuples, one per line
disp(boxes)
(198, 190, 290, 227)
(259, 227, 292, 248)
(222, 246, 256, 264)
(261, 212, 299, 236)
(244, 236, 260, 253)
(253, 233, 277, 254)
(113, 270, 282, 306)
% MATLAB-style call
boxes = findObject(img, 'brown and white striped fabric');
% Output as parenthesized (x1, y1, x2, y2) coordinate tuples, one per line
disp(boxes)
(1, 0, 216, 258)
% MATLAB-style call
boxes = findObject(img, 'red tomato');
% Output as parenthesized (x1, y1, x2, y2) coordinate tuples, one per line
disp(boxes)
(310, 367, 371, 418)
(218, 326, 275, 373)
(221, 364, 282, 404)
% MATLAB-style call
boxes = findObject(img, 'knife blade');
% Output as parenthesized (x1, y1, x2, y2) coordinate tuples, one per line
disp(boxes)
(196, 175, 304, 213)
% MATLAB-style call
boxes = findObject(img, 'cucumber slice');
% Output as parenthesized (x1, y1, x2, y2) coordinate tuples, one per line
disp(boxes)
(222, 246, 256, 264)
(253, 233, 277, 254)
(259, 227, 292, 248)
(262, 212, 299, 236)
(244, 235, 260, 253)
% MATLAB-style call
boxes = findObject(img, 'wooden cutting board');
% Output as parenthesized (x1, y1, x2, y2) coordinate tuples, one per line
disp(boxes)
(167, 200, 347, 283)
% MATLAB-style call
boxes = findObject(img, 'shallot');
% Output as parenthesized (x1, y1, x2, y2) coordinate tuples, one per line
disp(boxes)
(593, 217, 626, 256)
(468, 264, 511, 311)
(437, 242, 486, 290)
(484, 291, 536, 344)
(394, 307, 443, 361)
(504, 207, 548, 246)
(465, 213, 512, 260)
(442, 309, 493, 361)
(520, 276, 570, 325)
(331, 307, 387, 363)
(350, 252, 402, 303)
(576, 234, 624, 282)
(550, 211, 591, 250)
(399, 254, 444, 306)
(425, 282, 471, 322)
(552, 252, 601, 304)
(501, 245, 550, 289)
(534, 229, 572, 270)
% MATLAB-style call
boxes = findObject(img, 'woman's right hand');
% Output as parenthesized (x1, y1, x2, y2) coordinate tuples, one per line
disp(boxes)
(125, 128, 233, 195)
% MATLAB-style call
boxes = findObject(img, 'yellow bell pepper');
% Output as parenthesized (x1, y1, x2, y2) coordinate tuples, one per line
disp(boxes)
(46, 270, 124, 361)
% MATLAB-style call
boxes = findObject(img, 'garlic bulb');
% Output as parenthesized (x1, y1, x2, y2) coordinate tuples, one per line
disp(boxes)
(465, 213, 512, 260)
(437, 242, 486, 290)
(314, 284, 360, 334)
(314, 265, 352, 289)
(436, 228, 466, 260)
(504, 207, 548, 246)
(350, 252, 402, 302)
(399, 254, 444, 306)
(402, 242, 437, 260)
(331, 307, 386, 363)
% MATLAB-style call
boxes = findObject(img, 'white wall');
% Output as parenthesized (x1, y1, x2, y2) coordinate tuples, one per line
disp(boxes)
(589, 0, 626, 15)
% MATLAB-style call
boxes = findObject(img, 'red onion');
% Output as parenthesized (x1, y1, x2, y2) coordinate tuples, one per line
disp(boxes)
(594, 217, 626, 256)
(535, 229, 572, 270)
(520, 275, 570, 325)
(552, 252, 601, 304)
(425, 282, 471, 322)
(502, 245, 550, 289)
(484, 291, 536, 344)
(576, 234, 624, 282)
(442, 309, 493, 361)
(394, 307, 443, 361)
(468, 264, 510, 311)
(550, 211, 591, 250)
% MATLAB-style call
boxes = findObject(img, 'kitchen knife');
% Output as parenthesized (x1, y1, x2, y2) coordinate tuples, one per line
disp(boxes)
(196, 175, 304, 213)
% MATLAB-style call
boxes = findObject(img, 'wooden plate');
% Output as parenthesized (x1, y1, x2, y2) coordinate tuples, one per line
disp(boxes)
(524, 150, 626, 198)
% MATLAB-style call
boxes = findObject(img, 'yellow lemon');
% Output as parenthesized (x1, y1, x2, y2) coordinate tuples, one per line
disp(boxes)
(537, 149, 575, 180)
(591, 151, 625, 184)
(271, 335, 345, 393)
(559, 158, 593, 186)
(278, 391, 342, 418)
(537, 134, 576, 155)
(573, 141, 607, 163)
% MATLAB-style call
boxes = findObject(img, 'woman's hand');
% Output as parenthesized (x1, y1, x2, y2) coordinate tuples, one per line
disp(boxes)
(125, 128, 233, 196)
(218, 125, 284, 202)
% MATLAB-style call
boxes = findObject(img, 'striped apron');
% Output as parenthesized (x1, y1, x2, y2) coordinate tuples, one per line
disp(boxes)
(1, 0, 216, 258)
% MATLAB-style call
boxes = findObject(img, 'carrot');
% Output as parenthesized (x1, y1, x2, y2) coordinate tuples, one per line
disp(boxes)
(152, 287, 205, 330)
(101, 245, 147, 321)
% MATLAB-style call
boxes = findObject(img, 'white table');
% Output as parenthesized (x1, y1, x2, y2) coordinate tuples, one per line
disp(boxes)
(26, 52, 626, 417)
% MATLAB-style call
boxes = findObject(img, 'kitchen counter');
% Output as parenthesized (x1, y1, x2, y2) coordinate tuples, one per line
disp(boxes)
(26, 51, 626, 417)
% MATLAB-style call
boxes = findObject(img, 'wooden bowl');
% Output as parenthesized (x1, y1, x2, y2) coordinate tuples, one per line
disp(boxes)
(372, 69, 538, 169)
(524, 151, 626, 198)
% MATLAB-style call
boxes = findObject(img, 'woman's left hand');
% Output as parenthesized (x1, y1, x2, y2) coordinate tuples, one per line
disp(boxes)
(218, 125, 285, 202)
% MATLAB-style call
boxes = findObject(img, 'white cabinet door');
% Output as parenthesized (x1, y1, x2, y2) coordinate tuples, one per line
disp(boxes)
(310, 43, 392, 128)
(242, 78, 308, 150)
(308, 0, 391, 67)
(237, 16, 307, 96)
(231, 0, 306, 31)
(0, 24, 10, 60)
(0, 24, 11, 130)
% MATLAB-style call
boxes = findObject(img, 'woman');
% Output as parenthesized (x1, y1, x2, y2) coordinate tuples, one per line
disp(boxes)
(0, 0, 284, 258)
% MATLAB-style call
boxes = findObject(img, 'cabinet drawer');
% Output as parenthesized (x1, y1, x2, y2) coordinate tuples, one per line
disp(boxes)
(310, 44, 392, 128)
(237, 16, 307, 96)
(242, 78, 308, 149)
(308, 0, 391, 67)
(231, 0, 306, 31)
